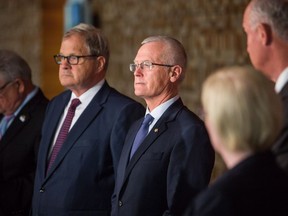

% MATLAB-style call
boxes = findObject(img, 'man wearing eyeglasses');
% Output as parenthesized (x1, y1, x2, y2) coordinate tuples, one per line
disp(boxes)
(0, 50, 49, 216)
(111, 36, 215, 216)
(31, 23, 145, 215)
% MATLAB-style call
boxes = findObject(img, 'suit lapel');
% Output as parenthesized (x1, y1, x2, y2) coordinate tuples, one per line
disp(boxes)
(0, 114, 30, 152)
(279, 82, 288, 99)
(45, 82, 111, 179)
(39, 92, 70, 179)
(275, 81, 288, 151)
(126, 120, 167, 170)
(116, 119, 142, 190)
(120, 99, 184, 191)
(0, 89, 47, 152)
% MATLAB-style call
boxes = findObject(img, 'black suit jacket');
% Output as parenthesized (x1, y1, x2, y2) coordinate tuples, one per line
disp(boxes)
(32, 82, 145, 216)
(112, 99, 215, 216)
(273, 82, 288, 173)
(185, 151, 288, 216)
(0, 89, 48, 216)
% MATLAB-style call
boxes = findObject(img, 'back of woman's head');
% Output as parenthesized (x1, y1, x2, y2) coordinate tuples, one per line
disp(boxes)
(201, 65, 283, 153)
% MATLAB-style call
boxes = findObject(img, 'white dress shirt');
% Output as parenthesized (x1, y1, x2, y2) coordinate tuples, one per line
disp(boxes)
(49, 79, 105, 156)
(146, 95, 180, 132)
(275, 67, 288, 93)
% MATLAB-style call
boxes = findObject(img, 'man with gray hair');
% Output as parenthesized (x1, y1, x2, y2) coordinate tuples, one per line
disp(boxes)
(243, 0, 288, 173)
(31, 23, 144, 215)
(111, 36, 215, 216)
(0, 50, 48, 216)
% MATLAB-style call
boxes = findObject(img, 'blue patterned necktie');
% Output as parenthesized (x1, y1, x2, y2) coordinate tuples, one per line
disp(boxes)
(130, 114, 154, 159)
(0, 114, 14, 140)
(47, 98, 81, 172)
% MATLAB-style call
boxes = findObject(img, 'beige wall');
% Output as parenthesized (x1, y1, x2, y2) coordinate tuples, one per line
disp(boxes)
(92, 0, 250, 116)
(0, 0, 42, 85)
(0, 0, 251, 179)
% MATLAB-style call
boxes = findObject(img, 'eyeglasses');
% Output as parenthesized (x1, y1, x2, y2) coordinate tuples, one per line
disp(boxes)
(53, 54, 98, 65)
(129, 61, 175, 72)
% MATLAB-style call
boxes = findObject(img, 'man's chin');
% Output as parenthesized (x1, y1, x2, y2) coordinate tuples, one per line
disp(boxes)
(60, 79, 74, 87)
(134, 90, 141, 97)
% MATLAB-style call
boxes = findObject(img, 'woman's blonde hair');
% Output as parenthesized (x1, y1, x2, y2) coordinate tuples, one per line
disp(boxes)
(201, 65, 283, 152)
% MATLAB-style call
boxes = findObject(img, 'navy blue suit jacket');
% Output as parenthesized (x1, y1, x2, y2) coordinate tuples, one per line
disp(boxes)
(32, 82, 145, 216)
(0, 89, 48, 216)
(185, 151, 288, 216)
(111, 99, 215, 216)
(273, 82, 288, 173)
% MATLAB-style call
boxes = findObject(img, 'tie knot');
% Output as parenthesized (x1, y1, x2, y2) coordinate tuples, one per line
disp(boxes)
(143, 114, 154, 126)
(70, 98, 81, 110)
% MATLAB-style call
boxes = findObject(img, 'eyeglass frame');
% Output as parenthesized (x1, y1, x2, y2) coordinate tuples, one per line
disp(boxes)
(53, 54, 99, 65)
(129, 60, 175, 73)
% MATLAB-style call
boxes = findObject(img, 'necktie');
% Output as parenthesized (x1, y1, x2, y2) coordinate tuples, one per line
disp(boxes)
(0, 114, 14, 140)
(130, 114, 154, 159)
(47, 98, 81, 171)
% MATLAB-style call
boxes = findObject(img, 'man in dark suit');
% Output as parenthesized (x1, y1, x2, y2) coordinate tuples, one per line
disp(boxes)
(31, 23, 144, 215)
(0, 50, 49, 216)
(111, 36, 215, 216)
(242, 0, 288, 173)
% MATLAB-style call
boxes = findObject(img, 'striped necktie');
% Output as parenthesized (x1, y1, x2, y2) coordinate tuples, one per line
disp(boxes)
(47, 98, 81, 172)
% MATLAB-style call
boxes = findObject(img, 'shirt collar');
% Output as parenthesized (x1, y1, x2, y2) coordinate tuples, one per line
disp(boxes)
(14, 87, 38, 116)
(275, 67, 288, 93)
(146, 95, 180, 123)
(70, 79, 105, 106)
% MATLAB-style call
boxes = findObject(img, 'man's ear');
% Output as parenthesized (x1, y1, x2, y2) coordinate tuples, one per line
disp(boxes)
(15, 79, 25, 93)
(258, 23, 273, 45)
(96, 56, 106, 72)
(169, 65, 182, 82)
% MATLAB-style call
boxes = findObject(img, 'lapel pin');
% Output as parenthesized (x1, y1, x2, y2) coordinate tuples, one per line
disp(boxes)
(154, 128, 159, 133)
(19, 115, 26, 122)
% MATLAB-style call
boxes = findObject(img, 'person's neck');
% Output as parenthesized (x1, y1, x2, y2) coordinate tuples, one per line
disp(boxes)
(145, 92, 177, 112)
(268, 39, 288, 82)
(221, 149, 253, 169)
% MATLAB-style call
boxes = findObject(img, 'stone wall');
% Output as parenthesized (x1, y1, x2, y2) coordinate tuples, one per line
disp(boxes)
(0, 0, 250, 112)
(92, 0, 250, 116)
(0, 0, 42, 85)
(0, 0, 251, 179)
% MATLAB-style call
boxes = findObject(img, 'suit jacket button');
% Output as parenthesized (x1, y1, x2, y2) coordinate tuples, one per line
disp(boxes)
(118, 200, 123, 207)
(39, 188, 45, 193)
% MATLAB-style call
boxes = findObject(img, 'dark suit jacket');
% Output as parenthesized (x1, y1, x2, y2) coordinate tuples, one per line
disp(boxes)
(273, 82, 288, 174)
(111, 99, 215, 216)
(31, 82, 145, 216)
(185, 151, 288, 216)
(0, 89, 48, 216)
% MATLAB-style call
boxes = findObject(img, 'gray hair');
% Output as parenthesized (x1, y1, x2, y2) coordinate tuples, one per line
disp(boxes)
(249, 0, 288, 41)
(141, 35, 187, 81)
(64, 23, 110, 71)
(0, 50, 32, 82)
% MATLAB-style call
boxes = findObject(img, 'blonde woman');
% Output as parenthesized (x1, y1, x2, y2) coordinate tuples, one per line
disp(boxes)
(185, 66, 288, 216)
